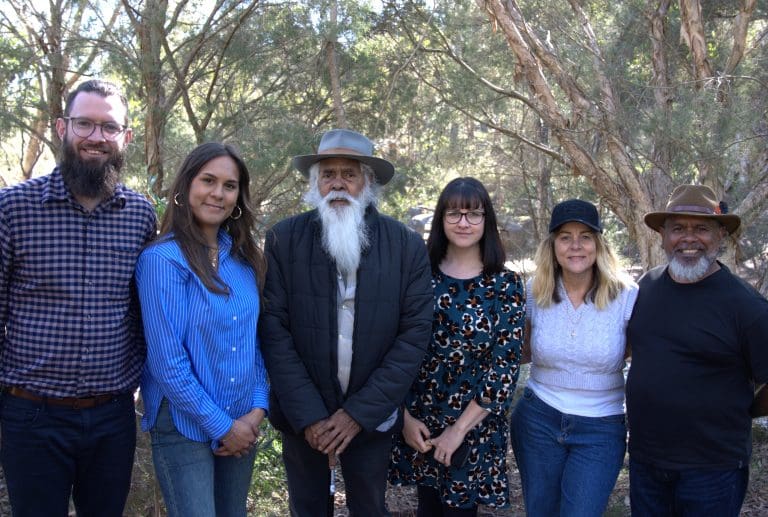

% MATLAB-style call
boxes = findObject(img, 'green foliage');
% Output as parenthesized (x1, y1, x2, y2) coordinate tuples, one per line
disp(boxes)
(249, 423, 289, 515)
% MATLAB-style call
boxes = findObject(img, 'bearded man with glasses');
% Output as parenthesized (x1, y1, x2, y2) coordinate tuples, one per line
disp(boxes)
(0, 79, 157, 516)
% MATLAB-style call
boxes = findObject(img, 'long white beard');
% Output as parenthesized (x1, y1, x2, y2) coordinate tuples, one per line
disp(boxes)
(305, 186, 373, 275)
(666, 251, 717, 283)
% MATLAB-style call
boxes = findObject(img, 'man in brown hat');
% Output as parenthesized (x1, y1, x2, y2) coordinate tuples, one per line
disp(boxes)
(626, 184, 768, 516)
(259, 129, 432, 516)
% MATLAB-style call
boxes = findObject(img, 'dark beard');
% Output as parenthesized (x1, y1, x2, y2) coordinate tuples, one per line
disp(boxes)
(59, 136, 124, 200)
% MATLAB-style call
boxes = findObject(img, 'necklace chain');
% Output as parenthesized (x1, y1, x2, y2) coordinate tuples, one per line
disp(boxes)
(565, 298, 583, 339)
(208, 247, 219, 269)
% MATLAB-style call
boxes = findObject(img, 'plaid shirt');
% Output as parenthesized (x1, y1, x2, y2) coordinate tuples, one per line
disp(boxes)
(0, 168, 157, 397)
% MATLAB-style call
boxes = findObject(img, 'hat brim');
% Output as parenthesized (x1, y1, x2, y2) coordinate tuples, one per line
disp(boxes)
(644, 211, 741, 234)
(292, 153, 395, 185)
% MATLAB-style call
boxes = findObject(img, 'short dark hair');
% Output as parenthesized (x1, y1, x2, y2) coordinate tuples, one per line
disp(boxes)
(64, 80, 129, 123)
(158, 142, 266, 294)
(426, 177, 506, 275)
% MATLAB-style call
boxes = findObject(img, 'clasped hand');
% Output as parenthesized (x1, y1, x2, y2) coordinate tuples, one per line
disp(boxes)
(214, 408, 265, 457)
(304, 408, 361, 457)
(402, 409, 463, 467)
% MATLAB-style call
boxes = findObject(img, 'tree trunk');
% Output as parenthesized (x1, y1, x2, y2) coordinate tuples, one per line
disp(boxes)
(325, 0, 347, 128)
(131, 0, 169, 197)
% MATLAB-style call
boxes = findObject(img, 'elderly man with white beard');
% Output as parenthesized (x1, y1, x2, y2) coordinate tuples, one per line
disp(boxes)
(626, 184, 768, 517)
(259, 129, 433, 517)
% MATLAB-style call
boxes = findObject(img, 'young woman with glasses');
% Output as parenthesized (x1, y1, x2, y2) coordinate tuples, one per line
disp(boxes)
(389, 177, 525, 516)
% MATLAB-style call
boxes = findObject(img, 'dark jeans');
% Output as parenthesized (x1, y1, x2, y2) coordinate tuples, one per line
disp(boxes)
(629, 458, 748, 517)
(0, 391, 136, 517)
(281, 429, 392, 517)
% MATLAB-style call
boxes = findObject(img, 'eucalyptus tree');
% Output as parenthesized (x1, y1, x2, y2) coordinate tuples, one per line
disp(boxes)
(0, 0, 121, 179)
(390, 0, 768, 274)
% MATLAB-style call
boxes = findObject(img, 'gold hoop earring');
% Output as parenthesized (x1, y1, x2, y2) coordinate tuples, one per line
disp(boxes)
(230, 206, 243, 220)
(173, 193, 183, 207)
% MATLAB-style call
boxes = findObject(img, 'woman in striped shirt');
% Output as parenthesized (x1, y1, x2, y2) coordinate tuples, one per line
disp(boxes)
(136, 142, 268, 517)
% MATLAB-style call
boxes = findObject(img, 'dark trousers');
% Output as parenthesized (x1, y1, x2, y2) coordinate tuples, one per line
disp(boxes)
(0, 391, 136, 517)
(629, 458, 748, 517)
(281, 429, 392, 517)
(416, 486, 478, 517)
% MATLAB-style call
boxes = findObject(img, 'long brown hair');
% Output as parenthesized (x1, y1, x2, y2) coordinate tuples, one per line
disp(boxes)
(159, 142, 266, 294)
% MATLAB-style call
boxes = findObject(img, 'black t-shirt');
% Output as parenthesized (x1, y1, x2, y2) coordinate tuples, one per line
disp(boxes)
(626, 264, 768, 469)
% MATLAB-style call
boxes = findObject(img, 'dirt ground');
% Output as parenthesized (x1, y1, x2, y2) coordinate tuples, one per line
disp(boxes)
(345, 421, 768, 517)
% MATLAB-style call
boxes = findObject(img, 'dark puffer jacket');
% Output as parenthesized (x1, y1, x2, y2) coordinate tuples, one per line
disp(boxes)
(259, 206, 433, 434)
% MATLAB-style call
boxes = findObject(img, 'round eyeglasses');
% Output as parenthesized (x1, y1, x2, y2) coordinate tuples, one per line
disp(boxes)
(64, 117, 128, 141)
(444, 210, 485, 225)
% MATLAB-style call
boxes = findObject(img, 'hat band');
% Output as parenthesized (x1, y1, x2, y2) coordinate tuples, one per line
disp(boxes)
(670, 205, 717, 215)
(318, 146, 366, 157)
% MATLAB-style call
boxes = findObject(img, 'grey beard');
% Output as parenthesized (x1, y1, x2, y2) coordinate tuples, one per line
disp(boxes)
(666, 252, 717, 283)
(59, 135, 123, 200)
(316, 192, 370, 275)
(305, 184, 373, 275)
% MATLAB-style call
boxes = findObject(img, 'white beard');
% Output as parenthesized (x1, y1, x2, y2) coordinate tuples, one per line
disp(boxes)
(666, 252, 717, 283)
(305, 185, 374, 275)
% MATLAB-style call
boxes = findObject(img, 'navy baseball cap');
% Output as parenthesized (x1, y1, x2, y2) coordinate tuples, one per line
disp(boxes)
(549, 199, 602, 233)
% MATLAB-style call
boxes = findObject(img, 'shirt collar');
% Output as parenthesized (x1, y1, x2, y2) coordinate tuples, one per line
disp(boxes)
(217, 230, 233, 256)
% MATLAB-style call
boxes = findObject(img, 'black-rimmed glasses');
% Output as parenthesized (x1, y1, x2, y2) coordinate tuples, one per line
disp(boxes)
(63, 117, 128, 141)
(444, 210, 485, 225)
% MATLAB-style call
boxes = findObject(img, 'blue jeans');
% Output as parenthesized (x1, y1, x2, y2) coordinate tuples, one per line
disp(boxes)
(510, 386, 626, 517)
(629, 458, 748, 516)
(0, 390, 136, 517)
(150, 401, 256, 517)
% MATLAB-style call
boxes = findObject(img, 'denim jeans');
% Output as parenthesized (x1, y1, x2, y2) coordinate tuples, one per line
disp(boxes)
(629, 458, 748, 516)
(150, 401, 256, 517)
(0, 391, 136, 517)
(510, 386, 627, 517)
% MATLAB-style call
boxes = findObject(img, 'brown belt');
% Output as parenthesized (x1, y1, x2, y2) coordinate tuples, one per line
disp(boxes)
(5, 386, 118, 409)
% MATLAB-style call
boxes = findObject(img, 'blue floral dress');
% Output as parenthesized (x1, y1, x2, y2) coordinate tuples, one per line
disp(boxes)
(389, 269, 525, 508)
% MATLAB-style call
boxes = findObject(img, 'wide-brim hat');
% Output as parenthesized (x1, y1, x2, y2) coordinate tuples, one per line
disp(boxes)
(549, 199, 602, 233)
(291, 129, 395, 185)
(644, 184, 740, 234)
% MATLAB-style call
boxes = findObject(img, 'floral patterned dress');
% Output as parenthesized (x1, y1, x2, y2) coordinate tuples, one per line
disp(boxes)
(389, 269, 525, 508)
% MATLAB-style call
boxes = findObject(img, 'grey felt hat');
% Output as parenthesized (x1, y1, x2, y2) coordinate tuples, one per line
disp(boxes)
(291, 129, 395, 185)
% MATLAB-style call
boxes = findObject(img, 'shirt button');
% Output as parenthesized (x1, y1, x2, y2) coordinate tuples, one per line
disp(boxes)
(232, 347, 237, 352)
(230, 378, 235, 383)
(232, 316, 237, 321)
(226, 406, 230, 410)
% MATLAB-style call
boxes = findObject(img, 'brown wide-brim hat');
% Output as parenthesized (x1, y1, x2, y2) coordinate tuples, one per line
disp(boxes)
(644, 184, 741, 235)
(291, 129, 395, 185)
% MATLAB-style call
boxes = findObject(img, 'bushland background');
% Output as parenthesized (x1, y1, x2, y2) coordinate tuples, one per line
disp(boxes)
(1, 0, 767, 514)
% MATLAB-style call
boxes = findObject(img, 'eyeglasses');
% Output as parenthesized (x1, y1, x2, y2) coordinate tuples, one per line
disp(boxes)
(444, 210, 485, 225)
(63, 117, 128, 141)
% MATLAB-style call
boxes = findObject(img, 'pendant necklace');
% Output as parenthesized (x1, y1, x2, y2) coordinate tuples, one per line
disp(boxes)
(208, 247, 219, 269)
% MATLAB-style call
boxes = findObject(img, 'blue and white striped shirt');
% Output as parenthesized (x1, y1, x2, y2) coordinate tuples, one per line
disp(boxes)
(0, 168, 157, 397)
(136, 233, 268, 446)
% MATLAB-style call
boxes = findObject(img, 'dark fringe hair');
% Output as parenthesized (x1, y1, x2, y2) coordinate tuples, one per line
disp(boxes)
(426, 177, 506, 275)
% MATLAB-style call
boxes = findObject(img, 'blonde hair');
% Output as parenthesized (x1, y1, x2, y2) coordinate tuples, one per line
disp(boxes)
(531, 231, 630, 310)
